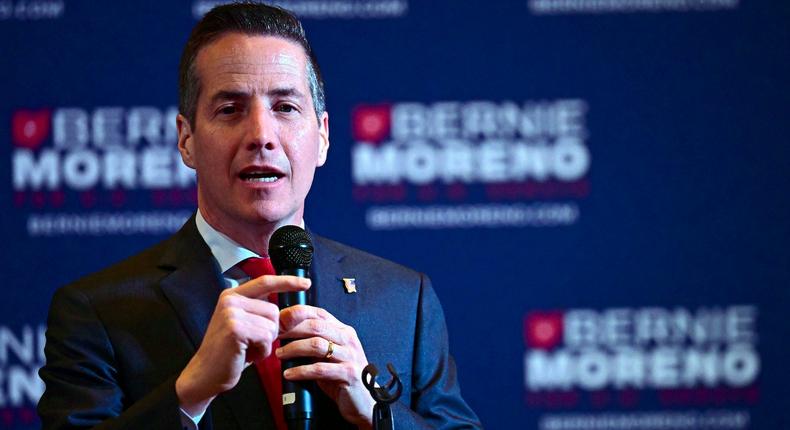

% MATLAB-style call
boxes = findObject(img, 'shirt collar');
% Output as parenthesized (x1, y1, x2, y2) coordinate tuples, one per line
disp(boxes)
(195, 210, 259, 274)
(194, 210, 307, 274)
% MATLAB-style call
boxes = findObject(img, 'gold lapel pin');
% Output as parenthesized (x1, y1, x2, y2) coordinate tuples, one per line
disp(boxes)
(342, 278, 357, 294)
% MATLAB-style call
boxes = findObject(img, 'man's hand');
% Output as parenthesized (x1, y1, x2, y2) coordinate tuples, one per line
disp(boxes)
(277, 305, 375, 430)
(175, 275, 311, 418)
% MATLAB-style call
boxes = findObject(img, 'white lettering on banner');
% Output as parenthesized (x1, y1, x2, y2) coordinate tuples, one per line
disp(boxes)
(127, 107, 171, 146)
(62, 150, 100, 190)
(351, 99, 590, 229)
(525, 345, 760, 390)
(523, 306, 760, 392)
(0, 325, 46, 407)
(26, 211, 192, 236)
(352, 100, 590, 187)
(192, 0, 408, 20)
(539, 411, 750, 430)
(353, 139, 590, 184)
(391, 100, 587, 140)
(92, 107, 125, 148)
(366, 203, 579, 229)
(563, 306, 756, 347)
(13, 149, 194, 190)
(53, 108, 89, 149)
(11, 105, 193, 236)
(53, 106, 178, 149)
(12, 150, 58, 190)
(13, 106, 189, 192)
(0, 326, 44, 365)
(0, 0, 64, 20)
(2, 367, 43, 406)
(103, 150, 136, 188)
(529, 0, 739, 15)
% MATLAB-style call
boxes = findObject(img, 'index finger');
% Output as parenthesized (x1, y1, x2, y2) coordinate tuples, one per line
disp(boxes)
(233, 275, 311, 299)
(279, 305, 339, 332)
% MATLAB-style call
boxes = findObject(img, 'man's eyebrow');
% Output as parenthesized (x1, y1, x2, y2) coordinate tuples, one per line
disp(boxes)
(209, 90, 249, 105)
(208, 87, 307, 104)
(268, 87, 306, 99)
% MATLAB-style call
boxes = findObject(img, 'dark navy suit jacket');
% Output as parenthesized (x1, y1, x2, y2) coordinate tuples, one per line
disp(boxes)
(38, 216, 482, 429)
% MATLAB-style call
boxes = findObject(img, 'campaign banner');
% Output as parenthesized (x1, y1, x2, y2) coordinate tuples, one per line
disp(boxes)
(1, 1, 788, 429)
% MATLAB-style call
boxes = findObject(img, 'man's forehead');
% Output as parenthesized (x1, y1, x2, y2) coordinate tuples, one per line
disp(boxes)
(196, 34, 309, 84)
(205, 46, 304, 70)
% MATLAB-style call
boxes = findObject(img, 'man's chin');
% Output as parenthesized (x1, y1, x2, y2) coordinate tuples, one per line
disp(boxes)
(245, 207, 302, 228)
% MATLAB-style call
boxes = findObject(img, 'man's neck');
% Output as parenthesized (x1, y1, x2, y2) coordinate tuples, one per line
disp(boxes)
(197, 207, 303, 256)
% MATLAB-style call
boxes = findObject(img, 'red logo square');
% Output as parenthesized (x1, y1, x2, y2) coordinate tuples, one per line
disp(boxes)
(352, 104, 391, 143)
(524, 311, 564, 350)
(12, 109, 51, 149)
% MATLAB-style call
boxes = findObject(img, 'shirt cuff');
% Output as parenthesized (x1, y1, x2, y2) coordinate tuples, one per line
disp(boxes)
(179, 407, 206, 430)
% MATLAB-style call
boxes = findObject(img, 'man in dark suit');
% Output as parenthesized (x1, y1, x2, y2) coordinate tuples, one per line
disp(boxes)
(37, 3, 481, 429)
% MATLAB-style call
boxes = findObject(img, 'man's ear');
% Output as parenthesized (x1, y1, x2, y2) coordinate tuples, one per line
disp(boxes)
(176, 113, 196, 169)
(316, 111, 330, 167)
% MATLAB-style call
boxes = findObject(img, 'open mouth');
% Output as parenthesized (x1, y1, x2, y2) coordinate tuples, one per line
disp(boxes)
(239, 169, 284, 183)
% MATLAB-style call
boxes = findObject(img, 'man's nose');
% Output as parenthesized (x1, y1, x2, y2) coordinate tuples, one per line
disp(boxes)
(246, 102, 277, 151)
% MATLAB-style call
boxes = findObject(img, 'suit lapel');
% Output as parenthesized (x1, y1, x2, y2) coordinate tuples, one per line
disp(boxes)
(312, 236, 361, 329)
(157, 216, 273, 429)
(158, 216, 223, 349)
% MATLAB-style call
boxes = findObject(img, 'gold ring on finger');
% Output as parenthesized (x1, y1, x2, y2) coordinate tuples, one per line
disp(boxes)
(324, 340, 334, 359)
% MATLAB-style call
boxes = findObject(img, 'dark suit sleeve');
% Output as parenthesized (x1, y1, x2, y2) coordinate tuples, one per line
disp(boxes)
(37, 286, 184, 430)
(391, 274, 483, 430)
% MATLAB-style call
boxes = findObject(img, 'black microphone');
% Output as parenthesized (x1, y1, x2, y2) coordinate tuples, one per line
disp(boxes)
(269, 225, 316, 430)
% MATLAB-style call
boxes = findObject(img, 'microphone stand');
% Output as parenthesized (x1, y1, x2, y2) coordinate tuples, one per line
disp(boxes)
(362, 363, 403, 430)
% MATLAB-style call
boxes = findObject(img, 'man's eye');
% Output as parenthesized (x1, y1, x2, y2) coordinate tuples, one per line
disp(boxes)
(276, 104, 297, 113)
(219, 105, 237, 115)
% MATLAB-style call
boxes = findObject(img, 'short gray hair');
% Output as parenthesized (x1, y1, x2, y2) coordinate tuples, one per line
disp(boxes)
(178, 2, 326, 127)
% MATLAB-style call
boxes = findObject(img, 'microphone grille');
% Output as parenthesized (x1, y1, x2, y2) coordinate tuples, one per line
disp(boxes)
(269, 225, 314, 270)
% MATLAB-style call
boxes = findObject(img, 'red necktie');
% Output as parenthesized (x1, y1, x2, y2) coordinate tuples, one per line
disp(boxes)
(238, 257, 288, 430)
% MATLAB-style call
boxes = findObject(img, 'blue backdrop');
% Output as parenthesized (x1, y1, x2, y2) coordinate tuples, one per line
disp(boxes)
(2, 1, 788, 429)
